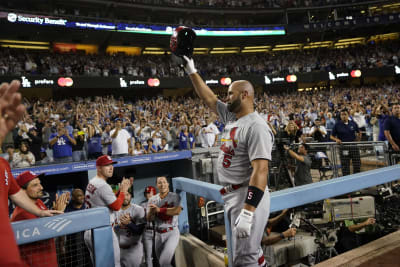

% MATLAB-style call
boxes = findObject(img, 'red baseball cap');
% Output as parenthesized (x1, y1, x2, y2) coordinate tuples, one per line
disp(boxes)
(96, 155, 117, 167)
(16, 171, 44, 187)
(144, 186, 156, 195)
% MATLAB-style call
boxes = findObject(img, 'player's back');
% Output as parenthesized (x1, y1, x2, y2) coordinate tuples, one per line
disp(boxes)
(85, 176, 116, 223)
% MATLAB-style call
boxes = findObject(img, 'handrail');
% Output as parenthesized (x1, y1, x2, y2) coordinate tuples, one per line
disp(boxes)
(11, 207, 114, 267)
(173, 164, 400, 266)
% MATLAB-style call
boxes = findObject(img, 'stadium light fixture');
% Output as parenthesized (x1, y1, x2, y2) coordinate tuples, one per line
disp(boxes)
(272, 47, 301, 51)
(274, 44, 302, 48)
(142, 51, 169, 55)
(243, 46, 271, 49)
(1, 44, 49, 50)
(212, 47, 240, 51)
(337, 37, 365, 43)
(144, 47, 166, 51)
(209, 50, 239, 54)
(0, 39, 50, 45)
(241, 49, 269, 53)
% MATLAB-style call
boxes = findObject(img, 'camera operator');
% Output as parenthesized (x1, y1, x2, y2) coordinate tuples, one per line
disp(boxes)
(284, 144, 313, 186)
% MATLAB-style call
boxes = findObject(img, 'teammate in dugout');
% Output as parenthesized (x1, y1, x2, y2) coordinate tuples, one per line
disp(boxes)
(140, 186, 157, 267)
(114, 191, 146, 267)
(147, 176, 182, 267)
(183, 56, 274, 266)
(84, 155, 133, 267)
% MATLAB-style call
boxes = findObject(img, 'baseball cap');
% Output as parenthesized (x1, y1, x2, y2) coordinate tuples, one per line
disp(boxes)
(16, 171, 44, 187)
(28, 127, 37, 132)
(96, 155, 117, 166)
(144, 186, 156, 195)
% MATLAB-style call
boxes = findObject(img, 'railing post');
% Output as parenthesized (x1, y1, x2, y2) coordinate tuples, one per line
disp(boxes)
(92, 226, 115, 267)
(177, 189, 189, 234)
(224, 207, 233, 267)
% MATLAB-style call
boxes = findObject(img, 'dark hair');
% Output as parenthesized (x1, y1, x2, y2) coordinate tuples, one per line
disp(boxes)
(147, 138, 153, 143)
(301, 143, 310, 151)
(340, 109, 349, 114)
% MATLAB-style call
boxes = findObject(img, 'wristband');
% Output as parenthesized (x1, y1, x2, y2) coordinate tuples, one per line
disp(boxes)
(159, 208, 167, 215)
(244, 186, 264, 208)
(280, 233, 285, 239)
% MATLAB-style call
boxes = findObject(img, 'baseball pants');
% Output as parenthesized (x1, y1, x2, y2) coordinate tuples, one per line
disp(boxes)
(84, 228, 121, 267)
(120, 242, 143, 267)
(142, 230, 153, 267)
(222, 185, 270, 267)
(155, 227, 180, 267)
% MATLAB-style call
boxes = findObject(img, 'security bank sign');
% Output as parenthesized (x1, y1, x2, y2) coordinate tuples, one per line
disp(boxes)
(14, 218, 72, 242)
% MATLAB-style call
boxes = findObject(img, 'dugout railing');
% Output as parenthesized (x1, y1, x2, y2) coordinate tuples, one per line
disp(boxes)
(12, 207, 114, 267)
(173, 164, 400, 267)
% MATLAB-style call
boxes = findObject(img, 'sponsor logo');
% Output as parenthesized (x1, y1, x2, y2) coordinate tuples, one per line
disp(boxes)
(395, 65, 400, 74)
(147, 78, 160, 87)
(350, 70, 362, 78)
(44, 218, 72, 232)
(21, 76, 31, 87)
(205, 79, 218, 85)
(120, 77, 127, 88)
(15, 227, 40, 240)
(7, 13, 17, 23)
(220, 77, 232, 86)
(336, 72, 349, 78)
(286, 75, 297, 83)
(272, 77, 284, 82)
(58, 77, 73, 87)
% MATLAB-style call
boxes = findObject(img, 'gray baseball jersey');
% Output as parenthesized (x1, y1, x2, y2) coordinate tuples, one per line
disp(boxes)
(147, 192, 181, 267)
(216, 100, 274, 185)
(140, 200, 154, 267)
(85, 176, 117, 224)
(85, 176, 121, 267)
(147, 192, 181, 228)
(114, 204, 145, 246)
(216, 100, 273, 266)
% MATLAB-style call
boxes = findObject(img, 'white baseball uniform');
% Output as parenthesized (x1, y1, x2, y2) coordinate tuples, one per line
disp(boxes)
(140, 200, 154, 267)
(114, 204, 145, 267)
(84, 175, 122, 267)
(147, 192, 181, 267)
(216, 100, 273, 267)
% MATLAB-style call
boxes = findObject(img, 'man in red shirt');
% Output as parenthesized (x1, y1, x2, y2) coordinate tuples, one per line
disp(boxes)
(0, 80, 62, 267)
(11, 171, 69, 267)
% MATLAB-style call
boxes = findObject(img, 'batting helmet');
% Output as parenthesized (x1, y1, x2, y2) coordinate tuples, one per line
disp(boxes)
(170, 26, 196, 57)
(144, 186, 156, 196)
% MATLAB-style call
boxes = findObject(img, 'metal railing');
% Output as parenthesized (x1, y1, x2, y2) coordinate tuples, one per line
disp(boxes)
(11, 207, 114, 267)
(173, 164, 400, 267)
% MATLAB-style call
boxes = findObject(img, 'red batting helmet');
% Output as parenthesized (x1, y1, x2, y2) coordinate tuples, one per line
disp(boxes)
(144, 186, 156, 196)
(170, 26, 196, 57)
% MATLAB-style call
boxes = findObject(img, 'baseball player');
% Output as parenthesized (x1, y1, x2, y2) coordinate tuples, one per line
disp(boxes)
(114, 191, 145, 267)
(84, 155, 132, 267)
(183, 57, 273, 266)
(147, 176, 182, 267)
(140, 186, 157, 267)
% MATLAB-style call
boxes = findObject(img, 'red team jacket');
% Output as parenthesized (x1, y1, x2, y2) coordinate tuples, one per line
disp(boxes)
(0, 158, 26, 267)
(11, 199, 58, 267)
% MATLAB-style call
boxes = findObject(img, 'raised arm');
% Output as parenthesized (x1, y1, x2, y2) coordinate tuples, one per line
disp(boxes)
(183, 56, 218, 114)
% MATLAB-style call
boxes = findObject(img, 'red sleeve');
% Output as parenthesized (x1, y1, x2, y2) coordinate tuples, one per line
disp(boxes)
(108, 191, 125, 211)
(8, 175, 21, 196)
(2, 158, 20, 196)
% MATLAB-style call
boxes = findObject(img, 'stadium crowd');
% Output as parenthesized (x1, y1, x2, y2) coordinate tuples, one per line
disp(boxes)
(2, 82, 399, 167)
(0, 40, 399, 78)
